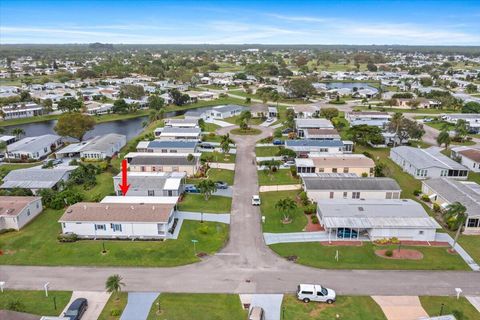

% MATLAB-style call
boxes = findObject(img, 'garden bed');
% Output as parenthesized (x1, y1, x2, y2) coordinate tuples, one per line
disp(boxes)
(375, 249, 424, 260)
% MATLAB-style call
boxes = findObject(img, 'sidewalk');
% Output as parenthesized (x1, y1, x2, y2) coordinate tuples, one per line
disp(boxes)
(435, 233, 480, 271)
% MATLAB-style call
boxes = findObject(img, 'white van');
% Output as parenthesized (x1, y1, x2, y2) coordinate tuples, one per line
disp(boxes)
(296, 284, 336, 303)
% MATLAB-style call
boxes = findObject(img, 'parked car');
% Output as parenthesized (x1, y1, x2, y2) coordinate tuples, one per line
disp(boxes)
(273, 139, 284, 145)
(283, 160, 295, 167)
(184, 185, 200, 193)
(297, 284, 336, 304)
(423, 118, 433, 123)
(215, 181, 228, 189)
(52, 159, 63, 165)
(266, 117, 274, 123)
(337, 228, 358, 239)
(252, 195, 261, 206)
(64, 298, 88, 320)
(248, 306, 265, 320)
(200, 143, 215, 149)
(282, 128, 293, 134)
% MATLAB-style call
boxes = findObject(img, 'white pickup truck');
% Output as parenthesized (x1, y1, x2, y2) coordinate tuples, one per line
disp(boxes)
(252, 195, 261, 206)
(297, 283, 336, 304)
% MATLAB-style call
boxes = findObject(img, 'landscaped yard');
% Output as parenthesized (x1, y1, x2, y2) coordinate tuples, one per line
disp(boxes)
(255, 146, 282, 157)
(224, 115, 264, 126)
(147, 293, 247, 320)
(178, 194, 232, 213)
(0, 290, 72, 316)
(98, 292, 128, 320)
(230, 127, 262, 135)
(258, 169, 300, 186)
(70, 171, 115, 201)
(202, 122, 221, 132)
(269, 242, 469, 270)
(420, 296, 480, 320)
(201, 151, 236, 163)
(281, 294, 387, 320)
(260, 190, 308, 233)
(0, 209, 228, 267)
(186, 168, 235, 185)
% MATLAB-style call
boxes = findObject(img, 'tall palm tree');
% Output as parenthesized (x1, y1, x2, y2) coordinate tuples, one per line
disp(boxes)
(389, 112, 404, 147)
(11, 128, 25, 139)
(105, 274, 125, 300)
(275, 198, 297, 223)
(444, 202, 467, 251)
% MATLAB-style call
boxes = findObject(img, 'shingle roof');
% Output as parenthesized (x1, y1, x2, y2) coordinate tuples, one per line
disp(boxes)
(59, 202, 174, 223)
(458, 148, 480, 162)
(0, 196, 41, 217)
(303, 177, 400, 191)
(392, 146, 468, 170)
(423, 178, 480, 217)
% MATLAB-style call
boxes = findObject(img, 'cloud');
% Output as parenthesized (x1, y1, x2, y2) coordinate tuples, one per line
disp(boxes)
(267, 13, 330, 23)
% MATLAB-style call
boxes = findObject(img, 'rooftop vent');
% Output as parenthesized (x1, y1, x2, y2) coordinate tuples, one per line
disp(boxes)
(358, 207, 364, 212)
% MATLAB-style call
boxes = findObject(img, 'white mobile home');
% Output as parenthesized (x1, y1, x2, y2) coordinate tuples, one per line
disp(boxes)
(6, 134, 63, 160)
(0, 196, 43, 230)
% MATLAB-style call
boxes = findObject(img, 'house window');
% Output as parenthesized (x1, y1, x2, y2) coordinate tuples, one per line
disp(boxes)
(36, 202, 39, 209)
(111, 224, 122, 232)
(343, 192, 348, 198)
(148, 190, 155, 196)
(386, 192, 392, 199)
(329, 192, 334, 199)
(467, 218, 479, 228)
(318, 168, 324, 172)
(161, 149, 167, 153)
(343, 168, 349, 173)
(352, 192, 360, 199)
(172, 166, 179, 172)
(419, 230, 424, 235)
(62, 223, 66, 228)
(94, 224, 106, 231)
(27, 209, 30, 216)
(332, 168, 337, 173)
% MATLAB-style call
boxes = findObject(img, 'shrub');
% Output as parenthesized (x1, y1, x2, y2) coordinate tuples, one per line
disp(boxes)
(290, 166, 297, 178)
(421, 194, 430, 202)
(304, 203, 317, 215)
(433, 203, 441, 212)
(110, 309, 122, 316)
(57, 233, 78, 243)
(298, 191, 310, 206)
(390, 237, 400, 244)
(198, 224, 211, 235)
(385, 250, 393, 257)
(311, 215, 319, 224)
(361, 172, 368, 177)
(362, 151, 373, 159)
(413, 189, 422, 196)
(7, 299, 25, 312)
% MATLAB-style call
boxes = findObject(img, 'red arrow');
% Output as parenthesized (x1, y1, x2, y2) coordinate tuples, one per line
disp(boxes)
(118, 159, 130, 196)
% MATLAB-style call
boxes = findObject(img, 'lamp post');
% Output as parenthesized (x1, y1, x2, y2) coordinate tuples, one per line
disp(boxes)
(102, 241, 106, 254)
(44, 282, 50, 297)
(191, 239, 198, 256)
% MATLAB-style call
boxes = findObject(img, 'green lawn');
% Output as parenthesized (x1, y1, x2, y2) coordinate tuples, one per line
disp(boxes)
(223, 115, 264, 126)
(187, 168, 234, 185)
(258, 169, 300, 186)
(201, 151, 236, 163)
(260, 190, 307, 233)
(230, 128, 262, 135)
(98, 292, 128, 320)
(420, 296, 480, 320)
(147, 293, 247, 320)
(354, 106, 454, 114)
(0, 290, 72, 316)
(255, 146, 282, 157)
(202, 122, 221, 132)
(202, 133, 223, 143)
(458, 235, 480, 264)
(70, 172, 115, 201)
(270, 242, 469, 270)
(0, 209, 228, 266)
(281, 294, 386, 320)
(177, 194, 232, 213)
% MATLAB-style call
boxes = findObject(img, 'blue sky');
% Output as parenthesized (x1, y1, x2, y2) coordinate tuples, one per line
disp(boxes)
(1, 0, 479, 45)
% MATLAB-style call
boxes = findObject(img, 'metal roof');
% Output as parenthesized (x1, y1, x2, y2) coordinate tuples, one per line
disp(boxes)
(295, 118, 334, 128)
(285, 139, 344, 148)
(146, 140, 198, 149)
(1, 167, 76, 189)
(7, 134, 61, 153)
(392, 146, 468, 171)
(303, 177, 400, 191)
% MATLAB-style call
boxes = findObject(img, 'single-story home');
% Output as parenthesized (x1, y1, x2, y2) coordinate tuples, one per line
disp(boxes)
(304, 128, 341, 140)
(390, 146, 469, 179)
(0, 135, 17, 146)
(441, 114, 480, 134)
(284, 139, 353, 155)
(204, 105, 244, 119)
(303, 176, 401, 202)
(163, 118, 199, 128)
(451, 146, 480, 173)
(154, 127, 202, 141)
(0, 166, 77, 194)
(0, 196, 43, 230)
(288, 105, 319, 118)
(113, 172, 185, 197)
(295, 118, 334, 137)
(125, 152, 201, 176)
(295, 154, 375, 176)
(345, 111, 391, 128)
(136, 140, 198, 154)
(56, 134, 126, 160)
(1, 103, 44, 120)
(249, 104, 269, 118)
(59, 199, 177, 240)
(317, 199, 440, 241)
(6, 134, 63, 160)
(422, 178, 480, 235)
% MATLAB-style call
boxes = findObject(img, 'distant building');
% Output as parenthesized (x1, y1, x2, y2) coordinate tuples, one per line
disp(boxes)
(451, 146, 480, 172)
(136, 140, 198, 154)
(113, 172, 185, 197)
(284, 139, 353, 156)
(1, 103, 44, 120)
(441, 114, 480, 134)
(295, 154, 375, 176)
(125, 152, 201, 176)
(295, 118, 334, 137)
(304, 128, 341, 140)
(0, 196, 43, 231)
(154, 127, 202, 141)
(1, 167, 76, 194)
(345, 111, 391, 128)
(56, 134, 126, 159)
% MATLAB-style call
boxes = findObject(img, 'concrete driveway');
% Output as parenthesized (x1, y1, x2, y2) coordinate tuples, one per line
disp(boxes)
(120, 292, 159, 320)
(61, 291, 110, 320)
(250, 294, 284, 320)
(372, 296, 428, 320)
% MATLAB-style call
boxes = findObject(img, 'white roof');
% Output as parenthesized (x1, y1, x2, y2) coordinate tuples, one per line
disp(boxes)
(101, 196, 179, 204)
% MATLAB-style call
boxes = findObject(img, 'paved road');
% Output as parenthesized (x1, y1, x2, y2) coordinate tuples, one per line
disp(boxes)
(1, 125, 480, 296)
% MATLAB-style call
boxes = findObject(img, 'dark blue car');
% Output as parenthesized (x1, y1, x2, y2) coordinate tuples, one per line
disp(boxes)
(64, 298, 88, 320)
(273, 139, 284, 145)
(337, 228, 358, 239)
(184, 185, 200, 193)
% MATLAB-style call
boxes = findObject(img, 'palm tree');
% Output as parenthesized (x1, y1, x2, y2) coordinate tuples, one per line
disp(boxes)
(105, 274, 125, 300)
(436, 130, 451, 149)
(11, 128, 25, 139)
(149, 109, 164, 123)
(197, 179, 217, 201)
(275, 198, 297, 223)
(220, 134, 233, 158)
(187, 153, 195, 163)
(444, 202, 467, 251)
(389, 112, 404, 147)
